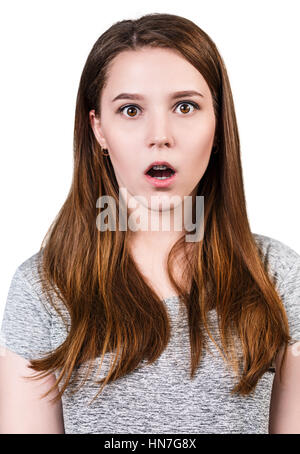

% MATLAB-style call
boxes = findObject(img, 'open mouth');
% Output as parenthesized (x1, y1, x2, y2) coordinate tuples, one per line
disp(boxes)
(146, 167, 176, 180)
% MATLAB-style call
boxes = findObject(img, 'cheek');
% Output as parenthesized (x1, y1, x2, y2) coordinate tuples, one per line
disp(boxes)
(182, 112, 215, 150)
(188, 154, 210, 177)
(185, 142, 213, 182)
(104, 124, 136, 150)
(103, 133, 137, 173)
(107, 151, 137, 186)
(194, 120, 215, 163)
(190, 131, 214, 161)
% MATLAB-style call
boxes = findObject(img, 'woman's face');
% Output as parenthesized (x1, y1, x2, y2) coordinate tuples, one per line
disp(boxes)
(90, 47, 216, 212)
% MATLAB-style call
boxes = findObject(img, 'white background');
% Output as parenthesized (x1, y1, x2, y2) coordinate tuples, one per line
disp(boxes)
(1, 0, 299, 317)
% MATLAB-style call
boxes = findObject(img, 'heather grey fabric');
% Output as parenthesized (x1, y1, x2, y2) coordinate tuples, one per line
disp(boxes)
(1, 233, 300, 434)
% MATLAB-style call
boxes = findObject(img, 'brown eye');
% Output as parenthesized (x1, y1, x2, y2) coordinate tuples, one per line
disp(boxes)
(175, 101, 200, 115)
(179, 103, 191, 114)
(118, 101, 199, 118)
(118, 105, 140, 117)
(127, 106, 138, 117)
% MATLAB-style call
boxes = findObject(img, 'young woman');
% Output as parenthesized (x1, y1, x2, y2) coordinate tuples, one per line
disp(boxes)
(1, 13, 300, 434)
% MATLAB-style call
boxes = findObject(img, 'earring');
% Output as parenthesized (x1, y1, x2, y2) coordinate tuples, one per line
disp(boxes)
(102, 148, 109, 156)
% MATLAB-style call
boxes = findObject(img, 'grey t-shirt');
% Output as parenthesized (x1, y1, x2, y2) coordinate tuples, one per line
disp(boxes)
(1, 232, 300, 434)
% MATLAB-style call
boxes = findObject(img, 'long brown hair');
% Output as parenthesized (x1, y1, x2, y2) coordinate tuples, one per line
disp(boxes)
(26, 12, 291, 404)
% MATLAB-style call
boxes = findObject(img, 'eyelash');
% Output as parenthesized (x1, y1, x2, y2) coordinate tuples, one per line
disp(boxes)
(117, 101, 200, 118)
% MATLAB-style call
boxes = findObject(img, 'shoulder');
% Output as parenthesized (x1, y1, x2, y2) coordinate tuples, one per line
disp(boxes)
(16, 249, 43, 286)
(252, 232, 300, 289)
(5, 249, 57, 319)
(1, 250, 55, 360)
(253, 232, 300, 345)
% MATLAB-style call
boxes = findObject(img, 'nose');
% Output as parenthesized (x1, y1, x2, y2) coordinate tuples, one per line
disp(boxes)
(149, 136, 171, 148)
(147, 112, 175, 149)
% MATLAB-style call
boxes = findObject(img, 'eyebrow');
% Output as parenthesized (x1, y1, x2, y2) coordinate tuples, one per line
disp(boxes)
(111, 90, 204, 102)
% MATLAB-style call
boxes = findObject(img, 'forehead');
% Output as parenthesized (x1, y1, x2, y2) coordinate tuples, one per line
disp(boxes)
(102, 47, 210, 98)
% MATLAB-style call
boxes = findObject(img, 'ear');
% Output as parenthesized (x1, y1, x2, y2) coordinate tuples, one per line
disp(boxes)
(89, 109, 108, 149)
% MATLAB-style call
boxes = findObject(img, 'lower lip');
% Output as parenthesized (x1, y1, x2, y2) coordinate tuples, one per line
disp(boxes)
(144, 172, 177, 187)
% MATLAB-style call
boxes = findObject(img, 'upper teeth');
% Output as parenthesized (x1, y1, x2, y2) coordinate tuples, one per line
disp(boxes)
(152, 165, 168, 170)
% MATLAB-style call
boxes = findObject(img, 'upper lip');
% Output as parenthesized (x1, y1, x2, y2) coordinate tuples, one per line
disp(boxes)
(144, 161, 177, 174)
